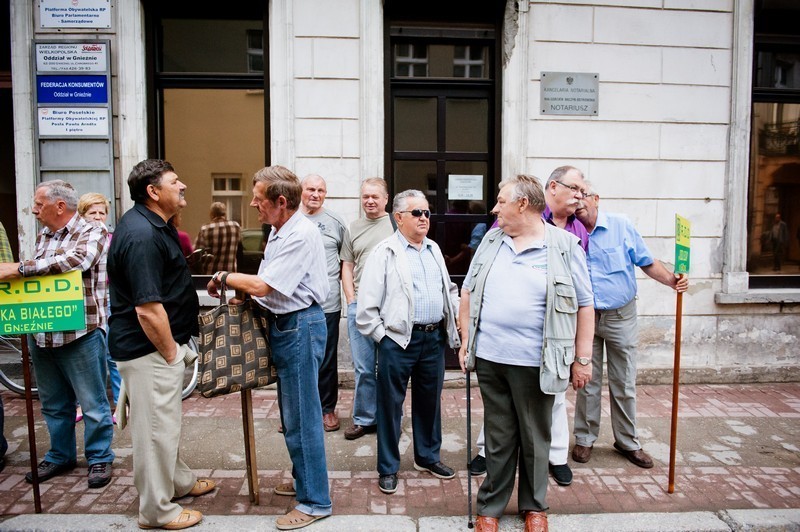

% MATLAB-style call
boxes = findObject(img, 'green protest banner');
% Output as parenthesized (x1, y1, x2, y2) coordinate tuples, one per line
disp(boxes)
(674, 214, 691, 274)
(0, 270, 85, 334)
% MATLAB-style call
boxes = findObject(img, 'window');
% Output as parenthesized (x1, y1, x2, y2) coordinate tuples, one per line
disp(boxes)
(394, 44, 428, 77)
(212, 173, 244, 225)
(247, 30, 264, 73)
(747, 3, 800, 286)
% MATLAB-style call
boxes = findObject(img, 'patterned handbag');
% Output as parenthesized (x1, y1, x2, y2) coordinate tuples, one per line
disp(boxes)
(196, 282, 277, 397)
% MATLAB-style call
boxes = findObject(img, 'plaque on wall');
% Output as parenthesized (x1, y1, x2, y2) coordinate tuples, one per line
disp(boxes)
(540, 72, 599, 116)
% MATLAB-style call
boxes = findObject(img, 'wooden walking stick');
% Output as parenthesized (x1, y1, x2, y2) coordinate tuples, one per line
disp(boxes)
(21, 336, 42, 513)
(668, 283, 683, 494)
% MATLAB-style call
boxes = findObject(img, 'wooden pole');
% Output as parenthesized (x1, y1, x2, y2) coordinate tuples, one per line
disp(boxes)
(668, 289, 683, 494)
(241, 388, 259, 504)
(21, 336, 42, 513)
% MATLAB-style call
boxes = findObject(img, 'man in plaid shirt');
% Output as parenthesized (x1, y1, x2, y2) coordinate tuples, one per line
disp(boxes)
(0, 180, 114, 488)
(194, 202, 241, 274)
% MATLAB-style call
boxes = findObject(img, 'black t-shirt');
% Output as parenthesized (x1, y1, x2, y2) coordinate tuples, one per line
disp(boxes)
(108, 203, 199, 361)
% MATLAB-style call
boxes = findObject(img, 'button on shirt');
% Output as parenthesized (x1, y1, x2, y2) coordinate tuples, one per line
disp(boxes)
(254, 210, 329, 314)
(586, 210, 654, 310)
(396, 232, 444, 325)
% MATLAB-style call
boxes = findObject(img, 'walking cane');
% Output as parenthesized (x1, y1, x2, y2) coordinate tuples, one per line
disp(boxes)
(466, 369, 474, 529)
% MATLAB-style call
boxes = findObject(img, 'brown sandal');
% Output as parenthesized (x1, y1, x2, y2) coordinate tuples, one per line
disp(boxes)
(188, 478, 216, 497)
(139, 509, 203, 530)
(275, 509, 328, 530)
(274, 482, 296, 496)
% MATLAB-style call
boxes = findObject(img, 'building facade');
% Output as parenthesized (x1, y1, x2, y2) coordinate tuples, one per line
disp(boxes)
(5, 0, 799, 381)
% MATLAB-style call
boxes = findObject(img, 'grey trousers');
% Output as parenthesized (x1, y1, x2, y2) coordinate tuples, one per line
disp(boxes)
(476, 358, 554, 517)
(573, 298, 641, 451)
(117, 346, 196, 527)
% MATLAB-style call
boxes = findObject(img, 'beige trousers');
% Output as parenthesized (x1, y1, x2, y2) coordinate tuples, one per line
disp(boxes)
(117, 346, 196, 526)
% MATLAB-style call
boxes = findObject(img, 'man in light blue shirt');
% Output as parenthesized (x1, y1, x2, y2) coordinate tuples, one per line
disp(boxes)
(572, 182, 688, 469)
(207, 166, 331, 530)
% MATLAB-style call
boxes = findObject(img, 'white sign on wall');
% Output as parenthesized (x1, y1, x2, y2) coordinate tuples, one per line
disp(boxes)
(540, 72, 599, 116)
(39, 0, 112, 29)
(35, 42, 108, 72)
(38, 107, 109, 137)
(448, 175, 484, 201)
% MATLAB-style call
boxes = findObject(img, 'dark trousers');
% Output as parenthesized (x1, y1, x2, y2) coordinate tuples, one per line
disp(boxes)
(476, 358, 554, 517)
(376, 328, 445, 475)
(319, 311, 340, 414)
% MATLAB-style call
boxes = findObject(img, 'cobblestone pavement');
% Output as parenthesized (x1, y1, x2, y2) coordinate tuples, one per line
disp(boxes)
(1, 382, 798, 520)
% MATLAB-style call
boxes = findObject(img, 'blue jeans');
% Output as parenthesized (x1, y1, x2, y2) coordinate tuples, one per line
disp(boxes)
(347, 302, 377, 426)
(107, 351, 121, 405)
(28, 328, 115, 466)
(376, 328, 445, 475)
(271, 303, 332, 516)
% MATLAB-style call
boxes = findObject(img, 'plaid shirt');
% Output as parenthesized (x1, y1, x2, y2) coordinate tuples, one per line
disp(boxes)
(21, 212, 109, 348)
(195, 219, 241, 274)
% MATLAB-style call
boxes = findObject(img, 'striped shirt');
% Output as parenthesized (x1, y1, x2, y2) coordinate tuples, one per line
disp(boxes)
(396, 232, 444, 325)
(21, 212, 108, 348)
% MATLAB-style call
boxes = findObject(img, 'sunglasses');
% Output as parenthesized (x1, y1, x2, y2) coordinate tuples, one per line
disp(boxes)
(398, 209, 431, 218)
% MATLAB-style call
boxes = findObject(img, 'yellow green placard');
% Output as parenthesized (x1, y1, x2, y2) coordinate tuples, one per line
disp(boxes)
(0, 270, 85, 334)
(675, 214, 691, 274)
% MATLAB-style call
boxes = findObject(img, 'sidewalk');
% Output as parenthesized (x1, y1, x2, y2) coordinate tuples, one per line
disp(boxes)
(1, 381, 798, 530)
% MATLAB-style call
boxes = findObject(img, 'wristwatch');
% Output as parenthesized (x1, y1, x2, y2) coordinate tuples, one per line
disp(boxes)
(17, 262, 24, 277)
(576, 356, 591, 366)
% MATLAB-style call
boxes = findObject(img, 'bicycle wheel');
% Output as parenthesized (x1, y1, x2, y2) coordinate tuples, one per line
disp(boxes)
(181, 337, 200, 400)
(0, 335, 38, 397)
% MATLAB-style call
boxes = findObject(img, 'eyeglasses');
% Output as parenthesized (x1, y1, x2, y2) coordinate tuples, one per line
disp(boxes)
(398, 209, 431, 218)
(554, 180, 587, 198)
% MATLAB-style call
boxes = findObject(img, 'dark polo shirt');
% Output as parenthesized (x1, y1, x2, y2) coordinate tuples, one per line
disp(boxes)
(108, 203, 199, 361)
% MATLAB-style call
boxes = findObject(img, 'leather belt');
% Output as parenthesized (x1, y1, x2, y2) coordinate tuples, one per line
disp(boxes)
(412, 321, 442, 333)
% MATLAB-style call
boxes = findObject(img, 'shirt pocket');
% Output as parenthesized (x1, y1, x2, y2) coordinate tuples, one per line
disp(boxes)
(553, 275, 578, 314)
(463, 261, 484, 292)
(600, 245, 628, 274)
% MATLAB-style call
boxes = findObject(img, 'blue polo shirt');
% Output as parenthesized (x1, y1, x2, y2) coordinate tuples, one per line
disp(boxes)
(586, 210, 654, 310)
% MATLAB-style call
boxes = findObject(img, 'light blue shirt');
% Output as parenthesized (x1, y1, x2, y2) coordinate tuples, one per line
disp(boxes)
(396, 232, 445, 324)
(255, 210, 330, 314)
(586, 210, 654, 310)
(464, 234, 592, 367)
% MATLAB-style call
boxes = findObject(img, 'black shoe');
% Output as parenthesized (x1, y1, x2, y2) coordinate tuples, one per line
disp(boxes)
(469, 454, 486, 476)
(378, 473, 398, 494)
(549, 463, 573, 486)
(414, 461, 455, 479)
(87, 462, 113, 488)
(25, 460, 76, 483)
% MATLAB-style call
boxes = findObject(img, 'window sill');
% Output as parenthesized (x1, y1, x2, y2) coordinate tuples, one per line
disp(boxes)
(715, 289, 800, 304)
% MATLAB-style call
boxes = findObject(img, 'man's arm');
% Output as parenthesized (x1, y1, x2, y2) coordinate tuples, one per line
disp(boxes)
(457, 288, 471, 373)
(641, 260, 689, 292)
(207, 271, 274, 299)
(28, 223, 107, 277)
(341, 261, 356, 304)
(135, 301, 179, 363)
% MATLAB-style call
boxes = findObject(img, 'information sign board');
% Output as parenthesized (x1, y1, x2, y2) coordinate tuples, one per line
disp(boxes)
(540, 72, 599, 116)
(36, 75, 108, 104)
(0, 270, 85, 334)
(39, 0, 112, 29)
(38, 107, 109, 137)
(35, 42, 108, 72)
(675, 215, 691, 274)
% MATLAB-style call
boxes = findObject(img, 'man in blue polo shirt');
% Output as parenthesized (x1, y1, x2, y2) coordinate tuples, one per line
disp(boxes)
(572, 182, 688, 469)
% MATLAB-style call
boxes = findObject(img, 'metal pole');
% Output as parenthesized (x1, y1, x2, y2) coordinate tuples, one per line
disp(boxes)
(21, 336, 42, 513)
(466, 370, 474, 529)
(668, 289, 683, 494)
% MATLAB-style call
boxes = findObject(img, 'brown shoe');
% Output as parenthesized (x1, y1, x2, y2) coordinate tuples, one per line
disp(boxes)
(274, 481, 296, 496)
(344, 424, 376, 440)
(275, 509, 328, 530)
(139, 509, 202, 530)
(323, 412, 340, 432)
(524, 511, 548, 532)
(572, 444, 593, 463)
(475, 515, 500, 532)
(173, 478, 216, 500)
(613, 442, 654, 468)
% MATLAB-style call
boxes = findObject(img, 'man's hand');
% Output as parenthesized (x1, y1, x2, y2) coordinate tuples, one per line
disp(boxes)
(571, 361, 592, 390)
(0, 262, 21, 280)
(675, 274, 689, 293)
(458, 345, 468, 374)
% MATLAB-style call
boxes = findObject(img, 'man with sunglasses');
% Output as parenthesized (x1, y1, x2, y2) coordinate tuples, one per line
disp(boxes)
(356, 190, 460, 495)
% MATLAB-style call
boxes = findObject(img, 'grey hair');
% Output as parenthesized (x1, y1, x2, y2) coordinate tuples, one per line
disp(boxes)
(583, 180, 598, 197)
(301, 173, 326, 187)
(37, 180, 78, 211)
(498, 174, 546, 212)
(392, 189, 426, 213)
(546, 165, 584, 186)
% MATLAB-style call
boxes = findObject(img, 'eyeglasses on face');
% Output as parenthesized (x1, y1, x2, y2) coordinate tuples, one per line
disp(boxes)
(554, 180, 587, 198)
(398, 209, 431, 218)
